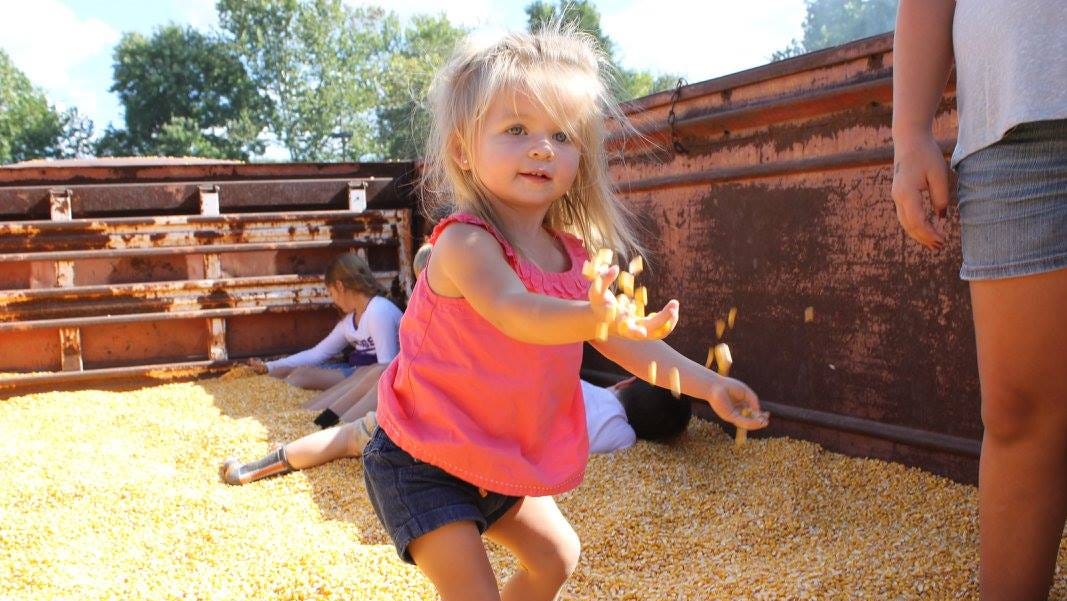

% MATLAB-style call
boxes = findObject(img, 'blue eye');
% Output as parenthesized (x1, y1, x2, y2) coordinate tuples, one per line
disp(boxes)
(506, 125, 525, 135)
(553, 131, 569, 143)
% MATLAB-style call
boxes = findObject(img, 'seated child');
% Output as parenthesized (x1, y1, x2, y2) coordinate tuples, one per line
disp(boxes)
(305, 243, 435, 426)
(246, 252, 403, 399)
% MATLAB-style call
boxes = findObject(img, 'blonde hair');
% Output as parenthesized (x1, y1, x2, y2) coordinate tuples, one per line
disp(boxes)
(324, 252, 386, 298)
(420, 20, 645, 261)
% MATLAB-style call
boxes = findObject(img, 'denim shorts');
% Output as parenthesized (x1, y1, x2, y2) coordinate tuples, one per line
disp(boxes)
(956, 119, 1067, 281)
(361, 427, 521, 564)
(319, 362, 356, 378)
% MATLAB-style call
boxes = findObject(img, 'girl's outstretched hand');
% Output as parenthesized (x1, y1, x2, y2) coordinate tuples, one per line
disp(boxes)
(587, 262, 679, 341)
(704, 377, 769, 430)
(246, 358, 269, 375)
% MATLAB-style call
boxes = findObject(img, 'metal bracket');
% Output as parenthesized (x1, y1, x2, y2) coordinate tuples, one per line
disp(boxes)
(198, 184, 221, 216)
(348, 181, 368, 212)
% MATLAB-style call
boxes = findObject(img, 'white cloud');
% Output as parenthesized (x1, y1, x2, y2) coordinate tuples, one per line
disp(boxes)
(174, 0, 220, 31)
(601, 0, 807, 83)
(0, 0, 121, 125)
(0, 0, 119, 89)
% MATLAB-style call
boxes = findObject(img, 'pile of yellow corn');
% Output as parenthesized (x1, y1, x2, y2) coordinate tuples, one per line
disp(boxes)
(1, 372, 1064, 600)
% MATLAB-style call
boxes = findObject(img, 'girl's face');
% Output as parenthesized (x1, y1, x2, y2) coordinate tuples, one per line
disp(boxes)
(327, 284, 363, 314)
(462, 86, 581, 212)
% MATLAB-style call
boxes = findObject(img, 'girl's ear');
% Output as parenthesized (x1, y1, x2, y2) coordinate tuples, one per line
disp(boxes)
(450, 135, 471, 171)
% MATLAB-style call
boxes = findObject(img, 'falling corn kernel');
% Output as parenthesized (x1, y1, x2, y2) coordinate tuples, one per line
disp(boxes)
(595, 322, 609, 341)
(715, 319, 726, 340)
(669, 366, 682, 398)
(735, 408, 754, 447)
(727, 307, 738, 329)
(581, 259, 596, 280)
(618, 271, 635, 297)
(634, 299, 646, 318)
(635, 286, 648, 307)
(647, 360, 657, 384)
(617, 316, 644, 337)
(593, 276, 605, 296)
(705, 346, 715, 370)
(595, 248, 614, 267)
(603, 303, 617, 324)
(804, 306, 815, 323)
(714, 343, 733, 377)
(628, 256, 643, 276)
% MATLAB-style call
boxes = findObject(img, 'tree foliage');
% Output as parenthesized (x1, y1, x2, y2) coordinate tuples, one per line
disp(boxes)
(0, 49, 94, 164)
(219, 0, 393, 161)
(772, 0, 898, 61)
(374, 14, 467, 160)
(525, 0, 679, 101)
(98, 25, 266, 159)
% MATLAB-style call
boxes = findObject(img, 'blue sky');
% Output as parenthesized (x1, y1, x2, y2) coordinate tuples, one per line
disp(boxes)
(0, 0, 807, 153)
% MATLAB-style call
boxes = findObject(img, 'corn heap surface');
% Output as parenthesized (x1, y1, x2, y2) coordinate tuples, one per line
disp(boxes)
(1, 371, 1064, 600)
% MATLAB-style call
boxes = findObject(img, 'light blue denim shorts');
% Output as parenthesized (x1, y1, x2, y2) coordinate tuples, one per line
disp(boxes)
(319, 362, 356, 378)
(956, 119, 1067, 281)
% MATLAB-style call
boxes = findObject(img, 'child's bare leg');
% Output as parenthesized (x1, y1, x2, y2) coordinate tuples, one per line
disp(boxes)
(339, 386, 378, 423)
(285, 366, 346, 390)
(326, 363, 386, 416)
(971, 268, 1067, 601)
(486, 496, 581, 601)
(303, 371, 367, 410)
(283, 419, 375, 469)
(221, 415, 378, 485)
(408, 521, 500, 601)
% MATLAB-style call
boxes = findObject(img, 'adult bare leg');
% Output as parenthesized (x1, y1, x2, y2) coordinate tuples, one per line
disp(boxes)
(971, 267, 1067, 601)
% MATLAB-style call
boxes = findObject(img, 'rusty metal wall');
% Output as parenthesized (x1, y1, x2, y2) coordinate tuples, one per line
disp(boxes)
(593, 33, 980, 482)
(0, 161, 420, 395)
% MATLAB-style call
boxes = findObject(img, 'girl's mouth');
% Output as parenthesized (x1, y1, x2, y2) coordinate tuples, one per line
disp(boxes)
(519, 170, 551, 181)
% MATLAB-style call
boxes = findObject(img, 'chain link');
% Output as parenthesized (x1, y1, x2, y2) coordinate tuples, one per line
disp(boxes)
(667, 78, 688, 155)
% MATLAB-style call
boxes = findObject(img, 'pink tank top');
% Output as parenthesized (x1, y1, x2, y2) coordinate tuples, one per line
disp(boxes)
(376, 213, 591, 496)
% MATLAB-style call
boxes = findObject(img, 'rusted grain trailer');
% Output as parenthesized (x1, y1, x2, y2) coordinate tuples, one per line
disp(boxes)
(0, 159, 421, 394)
(589, 31, 979, 483)
(1, 32, 979, 482)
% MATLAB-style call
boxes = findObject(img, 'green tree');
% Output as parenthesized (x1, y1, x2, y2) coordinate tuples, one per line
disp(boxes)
(772, 0, 898, 61)
(219, 0, 391, 161)
(375, 13, 466, 160)
(99, 25, 266, 159)
(525, 0, 679, 101)
(0, 49, 94, 164)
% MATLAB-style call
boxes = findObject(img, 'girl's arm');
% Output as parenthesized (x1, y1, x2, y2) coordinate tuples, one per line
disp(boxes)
(591, 336, 768, 430)
(431, 223, 678, 345)
(265, 317, 350, 374)
(891, 0, 955, 251)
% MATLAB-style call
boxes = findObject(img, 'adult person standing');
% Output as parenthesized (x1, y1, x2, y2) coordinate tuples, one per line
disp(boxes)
(891, 1, 1066, 599)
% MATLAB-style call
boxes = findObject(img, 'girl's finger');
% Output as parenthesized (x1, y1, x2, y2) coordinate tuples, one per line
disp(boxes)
(734, 410, 770, 430)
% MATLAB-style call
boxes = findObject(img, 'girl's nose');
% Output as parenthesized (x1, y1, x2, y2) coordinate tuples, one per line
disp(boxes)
(528, 140, 555, 160)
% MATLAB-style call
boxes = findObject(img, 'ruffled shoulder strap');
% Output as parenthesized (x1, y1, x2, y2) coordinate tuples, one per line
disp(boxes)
(555, 230, 592, 265)
(429, 213, 517, 265)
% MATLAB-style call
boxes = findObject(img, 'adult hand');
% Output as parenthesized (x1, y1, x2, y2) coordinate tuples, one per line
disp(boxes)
(891, 133, 950, 251)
